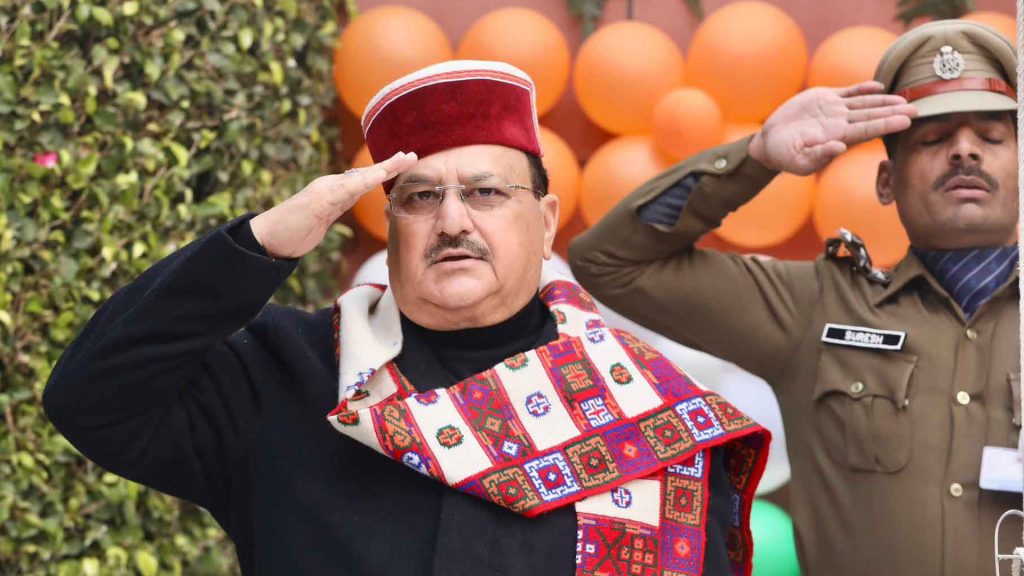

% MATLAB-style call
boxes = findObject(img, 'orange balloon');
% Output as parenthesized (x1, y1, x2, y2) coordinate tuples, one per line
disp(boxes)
(457, 8, 570, 117)
(813, 140, 908, 268)
(333, 6, 453, 117)
(962, 11, 1017, 46)
(350, 145, 389, 241)
(715, 172, 815, 249)
(538, 126, 581, 230)
(573, 21, 685, 135)
(652, 88, 724, 162)
(687, 1, 807, 123)
(579, 136, 673, 226)
(808, 26, 898, 89)
(721, 122, 762, 144)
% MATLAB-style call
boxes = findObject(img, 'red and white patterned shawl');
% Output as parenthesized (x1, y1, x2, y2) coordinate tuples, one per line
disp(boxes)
(327, 272, 770, 576)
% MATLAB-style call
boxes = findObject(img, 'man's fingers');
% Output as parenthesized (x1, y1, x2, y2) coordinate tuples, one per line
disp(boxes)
(313, 151, 417, 211)
(805, 140, 847, 164)
(351, 151, 418, 191)
(835, 81, 886, 98)
(843, 115, 914, 146)
(847, 103, 918, 123)
(340, 151, 418, 196)
(375, 151, 419, 180)
(844, 94, 912, 110)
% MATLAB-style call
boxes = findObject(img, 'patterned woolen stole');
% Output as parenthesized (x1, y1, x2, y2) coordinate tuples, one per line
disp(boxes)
(327, 275, 770, 576)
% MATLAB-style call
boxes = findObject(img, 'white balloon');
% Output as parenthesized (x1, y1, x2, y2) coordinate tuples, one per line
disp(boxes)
(594, 299, 729, 387)
(352, 249, 389, 286)
(543, 252, 575, 280)
(646, 334, 736, 391)
(593, 299, 662, 343)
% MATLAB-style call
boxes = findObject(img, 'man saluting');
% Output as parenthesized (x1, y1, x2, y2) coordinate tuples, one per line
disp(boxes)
(570, 20, 1018, 576)
(46, 61, 770, 575)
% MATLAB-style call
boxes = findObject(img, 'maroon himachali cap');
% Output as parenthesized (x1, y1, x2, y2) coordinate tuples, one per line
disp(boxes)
(361, 60, 544, 190)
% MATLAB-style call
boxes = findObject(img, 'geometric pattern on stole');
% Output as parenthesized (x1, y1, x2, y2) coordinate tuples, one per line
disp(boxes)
(537, 336, 627, 433)
(449, 369, 537, 464)
(328, 278, 770, 576)
(574, 450, 713, 576)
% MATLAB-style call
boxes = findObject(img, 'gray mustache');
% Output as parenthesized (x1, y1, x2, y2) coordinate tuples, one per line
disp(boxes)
(423, 234, 492, 264)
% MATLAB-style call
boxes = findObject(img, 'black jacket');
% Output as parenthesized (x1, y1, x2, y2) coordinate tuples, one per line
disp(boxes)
(44, 218, 731, 575)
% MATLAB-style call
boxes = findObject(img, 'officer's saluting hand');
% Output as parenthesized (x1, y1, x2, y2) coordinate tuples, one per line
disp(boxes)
(748, 80, 916, 175)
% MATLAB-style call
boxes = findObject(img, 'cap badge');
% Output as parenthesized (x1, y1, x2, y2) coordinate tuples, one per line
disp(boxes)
(933, 45, 965, 80)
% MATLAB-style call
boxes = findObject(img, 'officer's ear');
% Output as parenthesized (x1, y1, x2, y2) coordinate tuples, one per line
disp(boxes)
(876, 160, 896, 206)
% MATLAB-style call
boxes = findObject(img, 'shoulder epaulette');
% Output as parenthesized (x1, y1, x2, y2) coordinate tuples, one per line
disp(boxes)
(824, 228, 892, 285)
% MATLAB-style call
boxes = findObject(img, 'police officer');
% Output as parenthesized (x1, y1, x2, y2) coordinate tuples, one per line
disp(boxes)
(569, 20, 1019, 576)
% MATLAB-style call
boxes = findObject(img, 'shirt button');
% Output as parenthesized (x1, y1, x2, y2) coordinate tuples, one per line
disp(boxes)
(949, 483, 964, 498)
(955, 391, 971, 406)
(713, 158, 728, 170)
(965, 328, 978, 340)
(849, 381, 865, 395)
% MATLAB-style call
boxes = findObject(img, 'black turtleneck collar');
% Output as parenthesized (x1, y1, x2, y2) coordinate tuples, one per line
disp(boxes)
(395, 293, 558, 392)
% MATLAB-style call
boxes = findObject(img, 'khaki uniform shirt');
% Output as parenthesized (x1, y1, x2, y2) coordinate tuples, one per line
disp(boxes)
(568, 138, 1021, 576)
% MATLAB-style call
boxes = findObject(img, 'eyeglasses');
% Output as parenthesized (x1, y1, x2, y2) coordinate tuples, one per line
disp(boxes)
(388, 180, 544, 218)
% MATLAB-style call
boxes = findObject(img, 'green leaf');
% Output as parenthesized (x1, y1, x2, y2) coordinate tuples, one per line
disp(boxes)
(75, 2, 92, 22)
(344, 0, 359, 19)
(122, 1, 139, 16)
(567, 0, 608, 37)
(101, 56, 120, 90)
(135, 549, 159, 576)
(15, 21, 31, 46)
(118, 90, 148, 111)
(114, 170, 139, 189)
(57, 255, 79, 281)
(269, 60, 284, 86)
(238, 27, 255, 51)
(91, 6, 114, 26)
(166, 141, 190, 167)
(168, 28, 186, 45)
(683, 0, 703, 20)
(77, 154, 100, 178)
(81, 557, 100, 576)
(143, 58, 162, 83)
(131, 241, 146, 260)
(57, 108, 76, 124)
(894, 0, 972, 24)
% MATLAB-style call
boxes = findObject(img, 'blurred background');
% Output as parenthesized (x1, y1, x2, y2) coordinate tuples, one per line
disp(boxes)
(1, 0, 1015, 574)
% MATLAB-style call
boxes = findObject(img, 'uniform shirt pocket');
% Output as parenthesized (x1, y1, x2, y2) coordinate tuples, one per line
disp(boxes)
(813, 347, 917, 473)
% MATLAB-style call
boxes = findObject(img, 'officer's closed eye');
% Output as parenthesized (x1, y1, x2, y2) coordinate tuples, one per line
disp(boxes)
(976, 122, 1010, 144)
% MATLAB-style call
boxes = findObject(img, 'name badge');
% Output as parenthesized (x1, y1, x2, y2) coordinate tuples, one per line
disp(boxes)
(980, 446, 1022, 493)
(821, 323, 906, 351)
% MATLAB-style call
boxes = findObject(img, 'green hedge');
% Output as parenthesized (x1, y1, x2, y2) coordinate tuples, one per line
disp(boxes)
(1, 1, 343, 573)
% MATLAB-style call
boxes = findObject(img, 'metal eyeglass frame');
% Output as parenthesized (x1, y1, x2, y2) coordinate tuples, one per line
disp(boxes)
(386, 182, 544, 217)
